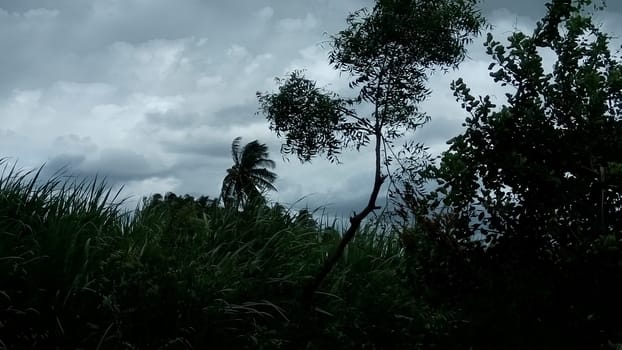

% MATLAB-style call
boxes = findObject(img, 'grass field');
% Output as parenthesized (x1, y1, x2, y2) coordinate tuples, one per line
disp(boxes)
(0, 158, 443, 349)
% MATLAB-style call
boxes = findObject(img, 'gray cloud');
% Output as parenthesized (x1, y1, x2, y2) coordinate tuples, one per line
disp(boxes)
(1, 0, 620, 214)
(145, 110, 203, 130)
(212, 104, 262, 126)
(480, 0, 621, 19)
(44, 148, 172, 184)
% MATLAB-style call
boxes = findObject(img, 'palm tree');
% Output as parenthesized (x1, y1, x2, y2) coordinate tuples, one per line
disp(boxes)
(220, 137, 277, 208)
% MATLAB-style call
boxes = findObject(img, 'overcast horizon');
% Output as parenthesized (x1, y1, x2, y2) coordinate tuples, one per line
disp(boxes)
(2, 0, 622, 216)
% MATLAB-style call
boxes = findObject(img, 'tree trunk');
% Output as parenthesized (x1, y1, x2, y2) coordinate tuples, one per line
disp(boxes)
(301, 130, 386, 305)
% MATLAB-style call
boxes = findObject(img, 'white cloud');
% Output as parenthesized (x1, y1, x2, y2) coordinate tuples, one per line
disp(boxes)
(255, 6, 274, 21)
(277, 13, 319, 32)
(12, 89, 42, 105)
(285, 45, 342, 88)
(226, 44, 248, 59)
(244, 53, 274, 74)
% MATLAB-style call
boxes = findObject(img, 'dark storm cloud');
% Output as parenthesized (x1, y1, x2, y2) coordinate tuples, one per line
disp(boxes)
(158, 120, 274, 158)
(0, 0, 369, 93)
(162, 140, 232, 159)
(145, 110, 203, 130)
(286, 187, 393, 224)
(2, 0, 621, 213)
(53, 134, 99, 154)
(43, 153, 87, 176)
(148, 104, 263, 135)
(44, 149, 173, 185)
(212, 104, 261, 125)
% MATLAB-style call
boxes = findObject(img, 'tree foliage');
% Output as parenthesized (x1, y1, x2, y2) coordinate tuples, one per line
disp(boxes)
(257, 0, 486, 299)
(220, 137, 277, 209)
(258, 0, 486, 164)
(400, 0, 622, 348)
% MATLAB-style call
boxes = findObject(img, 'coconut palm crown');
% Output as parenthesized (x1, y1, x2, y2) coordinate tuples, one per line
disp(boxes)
(220, 137, 277, 208)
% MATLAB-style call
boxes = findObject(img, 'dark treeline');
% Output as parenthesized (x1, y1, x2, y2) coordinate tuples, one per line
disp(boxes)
(2, 0, 622, 348)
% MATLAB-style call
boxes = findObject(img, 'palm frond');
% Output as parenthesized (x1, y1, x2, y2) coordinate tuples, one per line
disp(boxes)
(251, 168, 278, 184)
(254, 158, 276, 169)
(220, 137, 278, 209)
(231, 137, 243, 166)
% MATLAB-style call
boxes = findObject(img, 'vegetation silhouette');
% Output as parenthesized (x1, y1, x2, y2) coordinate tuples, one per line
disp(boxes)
(399, 0, 622, 348)
(257, 0, 487, 303)
(2, 0, 622, 348)
(220, 137, 277, 210)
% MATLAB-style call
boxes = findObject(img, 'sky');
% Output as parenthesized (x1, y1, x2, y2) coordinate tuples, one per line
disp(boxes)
(1, 0, 622, 216)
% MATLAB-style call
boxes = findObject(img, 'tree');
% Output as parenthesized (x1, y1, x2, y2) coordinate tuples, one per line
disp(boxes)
(220, 137, 278, 209)
(257, 0, 486, 301)
(401, 0, 622, 347)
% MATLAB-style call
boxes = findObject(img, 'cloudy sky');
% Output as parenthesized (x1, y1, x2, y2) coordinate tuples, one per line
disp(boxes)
(1, 0, 621, 216)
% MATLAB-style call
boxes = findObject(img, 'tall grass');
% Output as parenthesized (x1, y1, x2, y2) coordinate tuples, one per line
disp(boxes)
(0, 159, 445, 349)
(0, 159, 126, 349)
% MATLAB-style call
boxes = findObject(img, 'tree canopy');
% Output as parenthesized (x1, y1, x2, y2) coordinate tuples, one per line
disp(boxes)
(257, 0, 487, 300)
(220, 137, 277, 209)
(400, 0, 622, 348)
